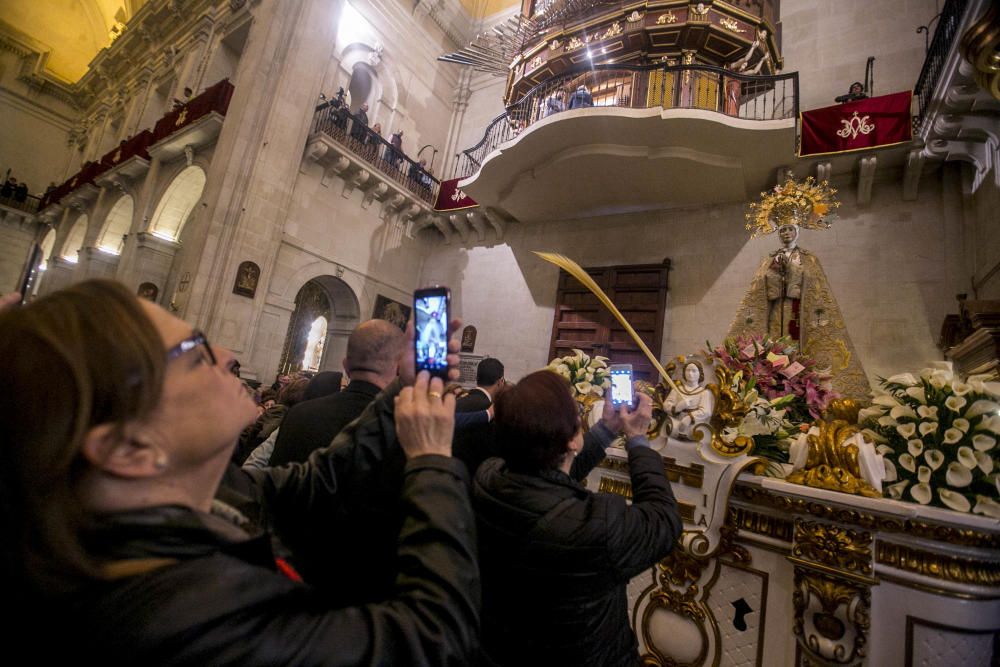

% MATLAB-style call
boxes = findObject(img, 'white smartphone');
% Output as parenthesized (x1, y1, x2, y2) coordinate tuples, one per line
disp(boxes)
(609, 364, 634, 406)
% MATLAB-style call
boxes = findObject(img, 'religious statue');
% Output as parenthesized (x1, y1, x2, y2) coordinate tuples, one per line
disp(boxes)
(233, 260, 260, 298)
(663, 360, 715, 441)
(728, 177, 870, 400)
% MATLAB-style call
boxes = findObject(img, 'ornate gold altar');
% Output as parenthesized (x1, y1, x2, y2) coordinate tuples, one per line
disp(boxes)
(586, 368, 1000, 667)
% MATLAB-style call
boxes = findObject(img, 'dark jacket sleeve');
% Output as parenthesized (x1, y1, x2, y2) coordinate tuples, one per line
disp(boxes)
(604, 441, 682, 579)
(454, 410, 489, 429)
(569, 421, 616, 481)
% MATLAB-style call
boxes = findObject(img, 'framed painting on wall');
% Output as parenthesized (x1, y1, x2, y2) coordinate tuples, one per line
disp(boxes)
(372, 294, 411, 331)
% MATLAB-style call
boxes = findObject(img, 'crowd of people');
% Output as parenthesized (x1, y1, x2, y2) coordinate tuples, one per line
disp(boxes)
(0, 278, 683, 665)
(317, 89, 435, 194)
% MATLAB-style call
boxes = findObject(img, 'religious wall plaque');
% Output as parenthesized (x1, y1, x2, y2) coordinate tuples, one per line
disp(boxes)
(137, 282, 159, 302)
(233, 261, 260, 298)
(372, 294, 410, 331)
(461, 325, 477, 353)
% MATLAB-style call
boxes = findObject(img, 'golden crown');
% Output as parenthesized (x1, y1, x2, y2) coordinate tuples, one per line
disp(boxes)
(745, 176, 839, 238)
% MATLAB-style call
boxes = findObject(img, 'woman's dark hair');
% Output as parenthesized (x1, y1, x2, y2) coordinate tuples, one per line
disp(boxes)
(278, 376, 310, 407)
(496, 370, 579, 472)
(0, 280, 166, 594)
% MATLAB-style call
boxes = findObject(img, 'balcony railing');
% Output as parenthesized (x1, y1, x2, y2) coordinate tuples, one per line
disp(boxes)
(311, 105, 441, 205)
(913, 0, 970, 134)
(452, 62, 798, 179)
(0, 191, 41, 214)
(41, 78, 235, 210)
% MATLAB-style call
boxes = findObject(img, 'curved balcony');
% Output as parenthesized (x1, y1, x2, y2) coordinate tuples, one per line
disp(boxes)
(455, 62, 797, 223)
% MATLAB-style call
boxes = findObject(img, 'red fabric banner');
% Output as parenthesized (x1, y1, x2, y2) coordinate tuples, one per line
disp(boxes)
(434, 178, 478, 211)
(799, 91, 912, 157)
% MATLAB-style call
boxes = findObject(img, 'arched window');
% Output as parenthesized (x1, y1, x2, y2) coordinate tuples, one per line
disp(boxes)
(337, 2, 377, 51)
(348, 62, 376, 110)
(38, 228, 56, 271)
(98, 194, 134, 255)
(302, 315, 329, 372)
(61, 215, 89, 263)
(149, 166, 206, 240)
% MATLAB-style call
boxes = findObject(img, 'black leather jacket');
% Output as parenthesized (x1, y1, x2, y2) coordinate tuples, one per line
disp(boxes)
(60, 381, 480, 666)
(473, 424, 682, 667)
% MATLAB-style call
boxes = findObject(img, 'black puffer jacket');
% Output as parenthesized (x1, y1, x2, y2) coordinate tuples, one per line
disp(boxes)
(56, 381, 480, 666)
(473, 424, 682, 667)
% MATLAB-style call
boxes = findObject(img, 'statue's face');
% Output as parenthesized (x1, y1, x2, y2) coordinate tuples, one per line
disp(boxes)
(684, 363, 700, 384)
(778, 225, 798, 245)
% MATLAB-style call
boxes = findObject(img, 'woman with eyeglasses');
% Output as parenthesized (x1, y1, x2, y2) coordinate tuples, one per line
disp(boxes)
(473, 370, 683, 667)
(1, 279, 479, 664)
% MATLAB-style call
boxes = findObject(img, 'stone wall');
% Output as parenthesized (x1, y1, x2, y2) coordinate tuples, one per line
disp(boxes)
(969, 172, 1000, 299)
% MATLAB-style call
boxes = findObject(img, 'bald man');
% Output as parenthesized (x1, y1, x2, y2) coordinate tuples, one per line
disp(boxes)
(269, 319, 404, 466)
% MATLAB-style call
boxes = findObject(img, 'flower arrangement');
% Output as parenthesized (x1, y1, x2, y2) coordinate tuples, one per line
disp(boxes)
(546, 349, 611, 399)
(860, 364, 1000, 517)
(707, 335, 838, 465)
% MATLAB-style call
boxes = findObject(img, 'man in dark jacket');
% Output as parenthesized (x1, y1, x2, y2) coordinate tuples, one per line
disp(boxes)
(456, 357, 504, 413)
(269, 319, 403, 467)
(452, 357, 505, 477)
(567, 84, 593, 109)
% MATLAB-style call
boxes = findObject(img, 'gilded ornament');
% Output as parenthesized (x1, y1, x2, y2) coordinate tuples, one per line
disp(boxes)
(626, 10, 643, 23)
(959, 2, 1000, 101)
(785, 419, 883, 498)
(875, 541, 1000, 587)
(745, 176, 839, 238)
(568, 36, 584, 50)
(792, 569, 870, 665)
(719, 17, 746, 33)
(602, 22, 623, 39)
(656, 10, 677, 25)
(656, 541, 707, 587)
(792, 519, 873, 576)
(836, 111, 875, 140)
(548, 39, 561, 50)
(709, 364, 755, 457)
(727, 505, 795, 542)
(528, 55, 543, 70)
(598, 476, 632, 499)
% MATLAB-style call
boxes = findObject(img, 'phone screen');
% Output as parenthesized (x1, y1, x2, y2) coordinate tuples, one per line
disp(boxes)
(17, 243, 43, 305)
(610, 366, 634, 405)
(414, 287, 450, 379)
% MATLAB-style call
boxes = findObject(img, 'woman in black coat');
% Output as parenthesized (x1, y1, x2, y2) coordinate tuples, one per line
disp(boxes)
(473, 369, 683, 667)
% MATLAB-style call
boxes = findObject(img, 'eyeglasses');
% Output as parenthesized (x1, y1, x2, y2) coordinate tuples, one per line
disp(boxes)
(166, 330, 217, 366)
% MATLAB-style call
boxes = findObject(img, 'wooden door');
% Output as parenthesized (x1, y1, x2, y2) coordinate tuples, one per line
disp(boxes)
(548, 261, 670, 383)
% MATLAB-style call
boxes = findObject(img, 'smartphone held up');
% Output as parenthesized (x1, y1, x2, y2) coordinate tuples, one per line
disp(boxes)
(413, 286, 450, 380)
(609, 364, 634, 406)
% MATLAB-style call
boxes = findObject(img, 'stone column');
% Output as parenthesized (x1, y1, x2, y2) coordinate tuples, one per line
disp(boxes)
(131, 231, 181, 303)
(177, 0, 346, 372)
(116, 155, 161, 287)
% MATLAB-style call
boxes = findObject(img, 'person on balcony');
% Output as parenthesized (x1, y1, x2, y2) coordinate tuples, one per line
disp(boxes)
(390, 130, 405, 170)
(567, 85, 593, 109)
(351, 103, 369, 143)
(366, 122, 383, 160)
(543, 91, 564, 117)
(836, 82, 868, 104)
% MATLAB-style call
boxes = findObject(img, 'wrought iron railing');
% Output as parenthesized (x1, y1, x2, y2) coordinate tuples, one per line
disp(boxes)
(0, 191, 41, 214)
(311, 105, 441, 205)
(452, 62, 798, 178)
(913, 0, 970, 135)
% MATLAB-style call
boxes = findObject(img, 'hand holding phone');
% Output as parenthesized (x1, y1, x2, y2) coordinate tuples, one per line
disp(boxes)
(16, 243, 43, 305)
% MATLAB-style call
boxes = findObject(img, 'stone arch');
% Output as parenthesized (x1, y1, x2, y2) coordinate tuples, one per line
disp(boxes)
(278, 275, 361, 375)
(338, 42, 400, 117)
(60, 214, 89, 264)
(148, 165, 206, 240)
(97, 194, 134, 255)
(38, 227, 56, 270)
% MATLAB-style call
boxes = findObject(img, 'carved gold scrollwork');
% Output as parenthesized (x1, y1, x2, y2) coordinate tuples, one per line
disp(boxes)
(793, 569, 870, 666)
(656, 10, 677, 25)
(875, 541, 1000, 587)
(785, 417, 882, 498)
(709, 364, 755, 457)
(719, 17, 746, 33)
(792, 519, 873, 577)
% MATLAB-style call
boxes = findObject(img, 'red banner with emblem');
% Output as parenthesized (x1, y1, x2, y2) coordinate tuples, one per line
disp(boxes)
(434, 178, 479, 211)
(799, 91, 912, 157)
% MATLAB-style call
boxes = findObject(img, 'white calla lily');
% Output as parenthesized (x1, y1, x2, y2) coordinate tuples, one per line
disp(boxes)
(899, 453, 916, 472)
(957, 446, 977, 469)
(876, 444, 894, 456)
(917, 465, 932, 484)
(905, 386, 926, 404)
(972, 434, 996, 451)
(965, 400, 1000, 419)
(952, 418, 970, 433)
(858, 406, 885, 422)
(896, 423, 917, 438)
(873, 394, 902, 408)
(944, 396, 967, 412)
(924, 449, 945, 470)
(883, 458, 898, 482)
(878, 415, 899, 427)
(907, 439, 924, 456)
(887, 480, 909, 500)
(574, 381, 593, 395)
(946, 462, 972, 487)
(977, 415, 1000, 435)
(887, 373, 918, 386)
(910, 483, 932, 505)
(938, 489, 971, 512)
(890, 405, 917, 420)
(942, 428, 963, 445)
(590, 383, 605, 396)
(981, 381, 1000, 398)
(917, 405, 939, 419)
(973, 496, 1000, 519)
(973, 450, 994, 474)
(862, 428, 887, 444)
(952, 382, 971, 396)
(918, 422, 938, 437)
